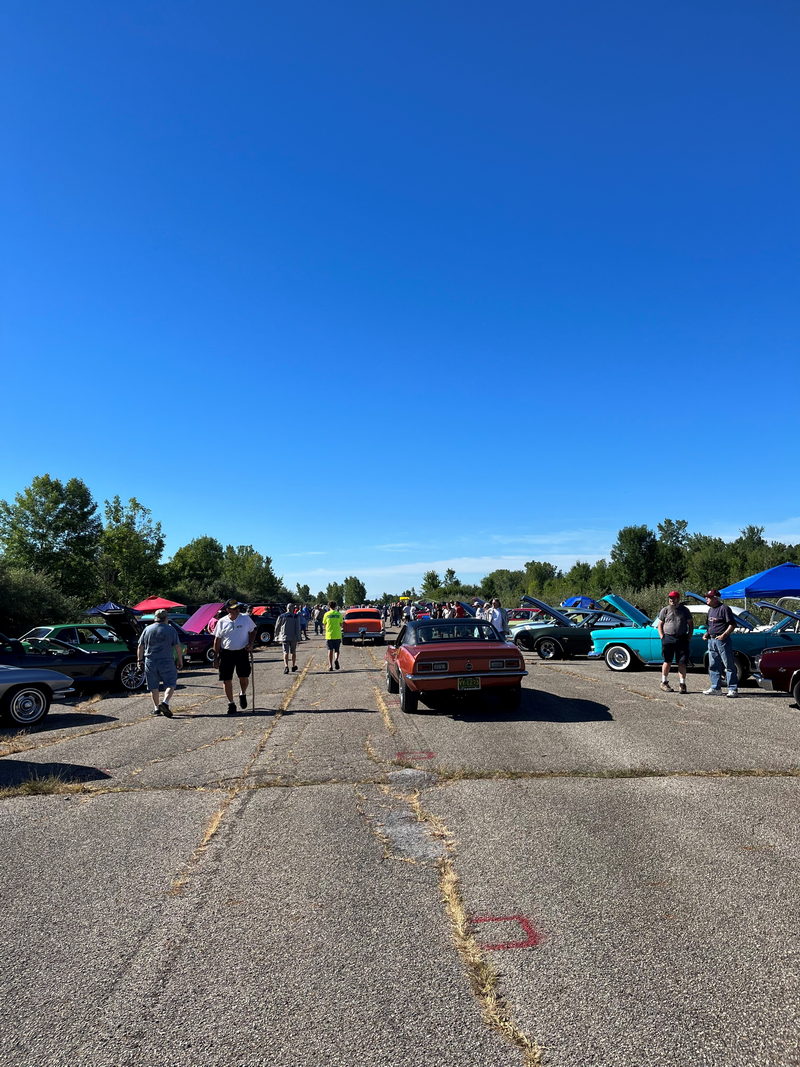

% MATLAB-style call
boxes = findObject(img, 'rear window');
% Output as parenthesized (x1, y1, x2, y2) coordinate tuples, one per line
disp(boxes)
(413, 622, 502, 643)
(346, 610, 380, 619)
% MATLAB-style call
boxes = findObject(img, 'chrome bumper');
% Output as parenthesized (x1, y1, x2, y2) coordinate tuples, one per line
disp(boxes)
(404, 670, 528, 682)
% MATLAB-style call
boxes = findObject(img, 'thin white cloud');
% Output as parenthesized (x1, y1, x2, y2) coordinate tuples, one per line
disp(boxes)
(281, 552, 605, 595)
(283, 551, 327, 557)
(373, 542, 423, 552)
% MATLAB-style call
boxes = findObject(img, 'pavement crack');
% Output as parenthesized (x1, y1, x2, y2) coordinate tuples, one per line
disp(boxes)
(387, 786, 544, 1065)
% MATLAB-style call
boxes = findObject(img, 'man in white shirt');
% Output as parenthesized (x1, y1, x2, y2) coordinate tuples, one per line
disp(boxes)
(213, 599, 256, 715)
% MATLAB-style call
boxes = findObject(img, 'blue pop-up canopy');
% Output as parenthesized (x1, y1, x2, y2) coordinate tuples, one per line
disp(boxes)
(85, 601, 142, 615)
(719, 562, 800, 599)
(561, 595, 600, 609)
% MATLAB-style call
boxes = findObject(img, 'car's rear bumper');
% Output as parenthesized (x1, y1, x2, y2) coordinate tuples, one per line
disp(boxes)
(404, 670, 527, 692)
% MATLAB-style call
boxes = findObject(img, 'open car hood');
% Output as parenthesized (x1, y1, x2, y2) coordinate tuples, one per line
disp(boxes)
(598, 594, 652, 627)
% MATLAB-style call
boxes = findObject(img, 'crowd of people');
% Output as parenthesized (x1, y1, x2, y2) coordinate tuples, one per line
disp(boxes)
(137, 589, 740, 718)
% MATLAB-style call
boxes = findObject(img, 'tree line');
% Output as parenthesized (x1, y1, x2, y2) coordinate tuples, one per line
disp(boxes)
(1, 475, 797, 634)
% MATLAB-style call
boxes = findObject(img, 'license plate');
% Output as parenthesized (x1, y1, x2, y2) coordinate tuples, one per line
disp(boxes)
(458, 677, 481, 691)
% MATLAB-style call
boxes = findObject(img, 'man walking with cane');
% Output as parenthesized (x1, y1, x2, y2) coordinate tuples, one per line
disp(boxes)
(213, 599, 256, 715)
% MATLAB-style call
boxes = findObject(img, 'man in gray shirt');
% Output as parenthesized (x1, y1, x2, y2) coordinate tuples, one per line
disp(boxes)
(274, 603, 303, 675)
(656, 591, 694, 693)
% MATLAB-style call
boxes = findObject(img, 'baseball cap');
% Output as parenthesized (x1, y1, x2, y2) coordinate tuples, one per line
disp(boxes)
(705, 589, 721, 598)
(668, 591, 680, 600)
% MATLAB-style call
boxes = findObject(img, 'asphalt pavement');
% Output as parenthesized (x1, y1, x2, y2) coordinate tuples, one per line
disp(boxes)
(1, 632, 798, 1066)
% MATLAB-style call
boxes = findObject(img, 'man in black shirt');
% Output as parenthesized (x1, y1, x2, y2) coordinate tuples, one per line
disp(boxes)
(702, 589, 739, 697)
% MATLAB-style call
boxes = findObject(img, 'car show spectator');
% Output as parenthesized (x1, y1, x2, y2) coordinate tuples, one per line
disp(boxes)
(275, 603, 303, 674)
(489, 598, 509, 634)
(213, 599, 256, 714)
(313, 605, 325, 635)
(655, 591, 693, 693)
(323, 601, 343, 671)
(137, 608, 183, 718)
(702, 589, 739, 697)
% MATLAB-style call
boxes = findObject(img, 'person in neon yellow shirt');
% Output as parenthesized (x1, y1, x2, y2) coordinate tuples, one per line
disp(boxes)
(323, 601, 343, 671)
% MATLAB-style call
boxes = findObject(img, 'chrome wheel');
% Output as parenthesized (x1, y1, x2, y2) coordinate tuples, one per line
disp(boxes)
(118, 660, 145, 690)
(2, 686, 50, 725)
(535, 637, 562, 660)
(604, 645, 634, 671)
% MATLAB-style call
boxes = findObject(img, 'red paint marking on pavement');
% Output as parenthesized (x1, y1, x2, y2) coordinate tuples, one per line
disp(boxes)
(396, 751, 435, 760)
(471, 914, 541, 949)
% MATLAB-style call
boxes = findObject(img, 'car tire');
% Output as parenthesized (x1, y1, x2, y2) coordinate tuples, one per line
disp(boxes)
(385, 664, 399, 694)
(258, 628, 273, 646)
(734, 652, 750, 684)
(399, 676, 419, 714)
(205, 646, 216, 664)
(117, 659, 145, 691)
(374, 636, 385, 645)
(792, 678, 800, 706)
(514, 634, 535, 652)
(535, 637, 563, 660)
(604, 645, 636, 671)
(1, 685, 51, 726)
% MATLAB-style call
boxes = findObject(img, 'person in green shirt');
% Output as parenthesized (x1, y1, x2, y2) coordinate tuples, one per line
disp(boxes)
(323, 601, 343, 671)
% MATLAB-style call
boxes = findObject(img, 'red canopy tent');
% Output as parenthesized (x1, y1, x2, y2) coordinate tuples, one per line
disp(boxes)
(133, 596, 186, 611)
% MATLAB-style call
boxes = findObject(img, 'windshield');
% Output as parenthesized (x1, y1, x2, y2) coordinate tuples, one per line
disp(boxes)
(413, 622, 502, 643)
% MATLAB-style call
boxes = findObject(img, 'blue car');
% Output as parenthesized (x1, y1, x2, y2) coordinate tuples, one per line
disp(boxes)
(589, 594, 800, 680)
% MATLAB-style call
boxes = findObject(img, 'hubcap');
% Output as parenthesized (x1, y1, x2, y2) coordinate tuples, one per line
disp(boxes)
(10, 688, 46, 723)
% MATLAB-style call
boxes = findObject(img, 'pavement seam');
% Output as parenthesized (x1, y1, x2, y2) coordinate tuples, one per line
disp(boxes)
(389, 786, 544, 1066)
(168, 657, 316, 895)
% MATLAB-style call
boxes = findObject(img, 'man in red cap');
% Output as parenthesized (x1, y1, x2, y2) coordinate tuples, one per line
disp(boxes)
(655, 590, 694, 693)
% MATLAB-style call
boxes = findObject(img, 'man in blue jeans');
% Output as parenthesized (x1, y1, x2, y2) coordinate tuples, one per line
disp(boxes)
(702, 589, 739, 697)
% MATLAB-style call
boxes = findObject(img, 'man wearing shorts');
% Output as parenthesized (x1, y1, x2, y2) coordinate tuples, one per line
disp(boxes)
(213, 599, 256, 714)
(274, 602, 302, 674)
(138, 608, 183, 717)
(323, 600, 343, 672)
(656, 591, 693, 693)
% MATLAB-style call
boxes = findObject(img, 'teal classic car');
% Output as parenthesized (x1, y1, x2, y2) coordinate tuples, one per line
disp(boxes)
(589, 594, 800, 680)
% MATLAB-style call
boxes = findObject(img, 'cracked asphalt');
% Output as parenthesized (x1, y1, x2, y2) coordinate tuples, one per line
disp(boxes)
(1, 634, 798, 1066)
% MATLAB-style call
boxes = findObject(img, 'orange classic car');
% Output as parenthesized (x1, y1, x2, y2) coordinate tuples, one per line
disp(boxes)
(384, 618, 527, 713)
(342, 607, 385, 645)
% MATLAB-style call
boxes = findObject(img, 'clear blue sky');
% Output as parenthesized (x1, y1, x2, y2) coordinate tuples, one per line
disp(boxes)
(3, 0, 799, 596)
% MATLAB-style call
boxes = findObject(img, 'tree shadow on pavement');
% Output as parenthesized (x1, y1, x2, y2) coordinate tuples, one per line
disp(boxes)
(0, 760, 112, 788)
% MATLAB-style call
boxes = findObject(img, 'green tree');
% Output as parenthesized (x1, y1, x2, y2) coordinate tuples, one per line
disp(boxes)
(0, 564, 84, 635)
(481, 568, 525, 603)
(165, 536, 225, 600)
(421, 570, 441, 598)
(295, 583, 311, 603)
(524, 560, 561, 595)
(326, 581, 344, 605)
(684, 534, 733, 593)
(0, 474, 101, 598)
(656, 518, 689, 584)
(609, 525, 658, 589)
(221, 545, 282, 603)
(565, 561, 593, 587)
(442, 568, 459, 594)
(98, 496, 165, 603)
(343, 575, 367, 605)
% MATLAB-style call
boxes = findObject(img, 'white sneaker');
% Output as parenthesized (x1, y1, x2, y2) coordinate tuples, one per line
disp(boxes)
(702, 686, 721, 695)
(726, 689, 738, 698)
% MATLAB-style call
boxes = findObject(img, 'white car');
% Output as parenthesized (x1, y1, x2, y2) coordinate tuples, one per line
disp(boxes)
(0, 664, 73, 726)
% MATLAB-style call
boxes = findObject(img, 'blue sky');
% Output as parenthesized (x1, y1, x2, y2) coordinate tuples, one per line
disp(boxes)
(2, 0, 799, 596)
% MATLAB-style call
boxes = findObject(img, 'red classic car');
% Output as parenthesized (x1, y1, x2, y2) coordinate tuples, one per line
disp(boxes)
(384, 618, 527, 713)
(342, 607, 385, 645)
(757, 645, 800, 704)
